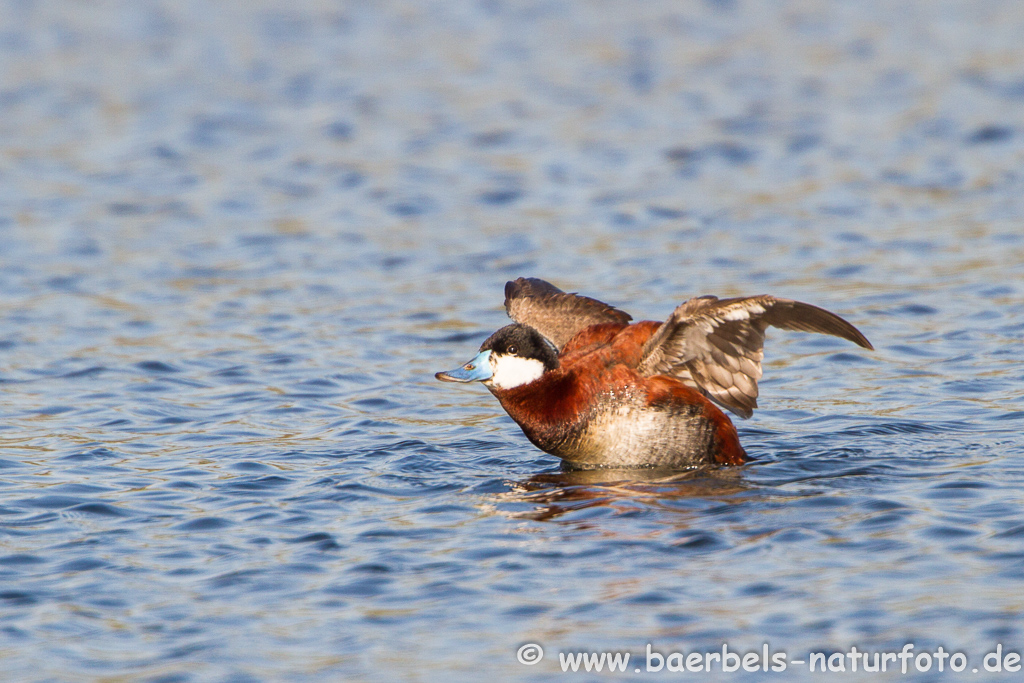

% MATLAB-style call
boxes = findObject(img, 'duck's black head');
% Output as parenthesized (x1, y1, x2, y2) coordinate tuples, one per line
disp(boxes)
(435, 324, 559, 389)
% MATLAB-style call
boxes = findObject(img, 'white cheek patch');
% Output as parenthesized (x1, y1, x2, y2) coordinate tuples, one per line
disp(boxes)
(487, 354, 546, 389)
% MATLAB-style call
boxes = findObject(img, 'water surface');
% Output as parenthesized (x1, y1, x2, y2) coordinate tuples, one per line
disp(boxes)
(1, 1, 1024, 681)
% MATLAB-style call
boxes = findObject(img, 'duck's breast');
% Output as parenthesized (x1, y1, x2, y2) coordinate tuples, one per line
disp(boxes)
(556, 378, 725, 468)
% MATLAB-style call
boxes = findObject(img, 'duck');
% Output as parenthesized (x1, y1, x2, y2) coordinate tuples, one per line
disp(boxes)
(436, 278, 873, 469)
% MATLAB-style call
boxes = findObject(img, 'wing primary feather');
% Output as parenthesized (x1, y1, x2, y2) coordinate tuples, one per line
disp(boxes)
(762, 299, 874, 350)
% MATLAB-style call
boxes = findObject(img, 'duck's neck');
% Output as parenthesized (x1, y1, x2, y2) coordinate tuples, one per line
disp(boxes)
(488, 370, 588, 450)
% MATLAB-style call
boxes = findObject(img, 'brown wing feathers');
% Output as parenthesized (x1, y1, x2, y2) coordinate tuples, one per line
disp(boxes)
(504, 277, 632, 350)
(761, 298, 873, 350)
(638, 295, 872, 419)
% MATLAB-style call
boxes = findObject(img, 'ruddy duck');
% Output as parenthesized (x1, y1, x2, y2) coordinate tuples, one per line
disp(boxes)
(436, 278, 873, 469)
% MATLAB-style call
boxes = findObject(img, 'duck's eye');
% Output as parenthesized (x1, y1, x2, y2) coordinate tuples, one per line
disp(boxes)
(507, 345, 518, 355)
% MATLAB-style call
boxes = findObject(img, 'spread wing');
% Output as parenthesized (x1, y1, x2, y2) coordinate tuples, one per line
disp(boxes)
(504, 277, 632, 350)
(637, 295, 873, 418)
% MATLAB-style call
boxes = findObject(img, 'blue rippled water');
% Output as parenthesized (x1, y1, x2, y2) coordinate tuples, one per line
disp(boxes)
(1, 1, 1024, 681)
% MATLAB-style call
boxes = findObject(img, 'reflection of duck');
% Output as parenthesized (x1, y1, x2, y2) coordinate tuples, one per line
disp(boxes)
(500, 468, 751, 522)
(437, 278, 872, 469)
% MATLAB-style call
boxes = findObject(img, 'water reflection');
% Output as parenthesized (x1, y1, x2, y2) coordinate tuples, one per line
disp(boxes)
(500, 466, 750, 521)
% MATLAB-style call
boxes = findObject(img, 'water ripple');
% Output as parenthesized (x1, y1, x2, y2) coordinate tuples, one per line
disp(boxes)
(0, 1, 1022, 681)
